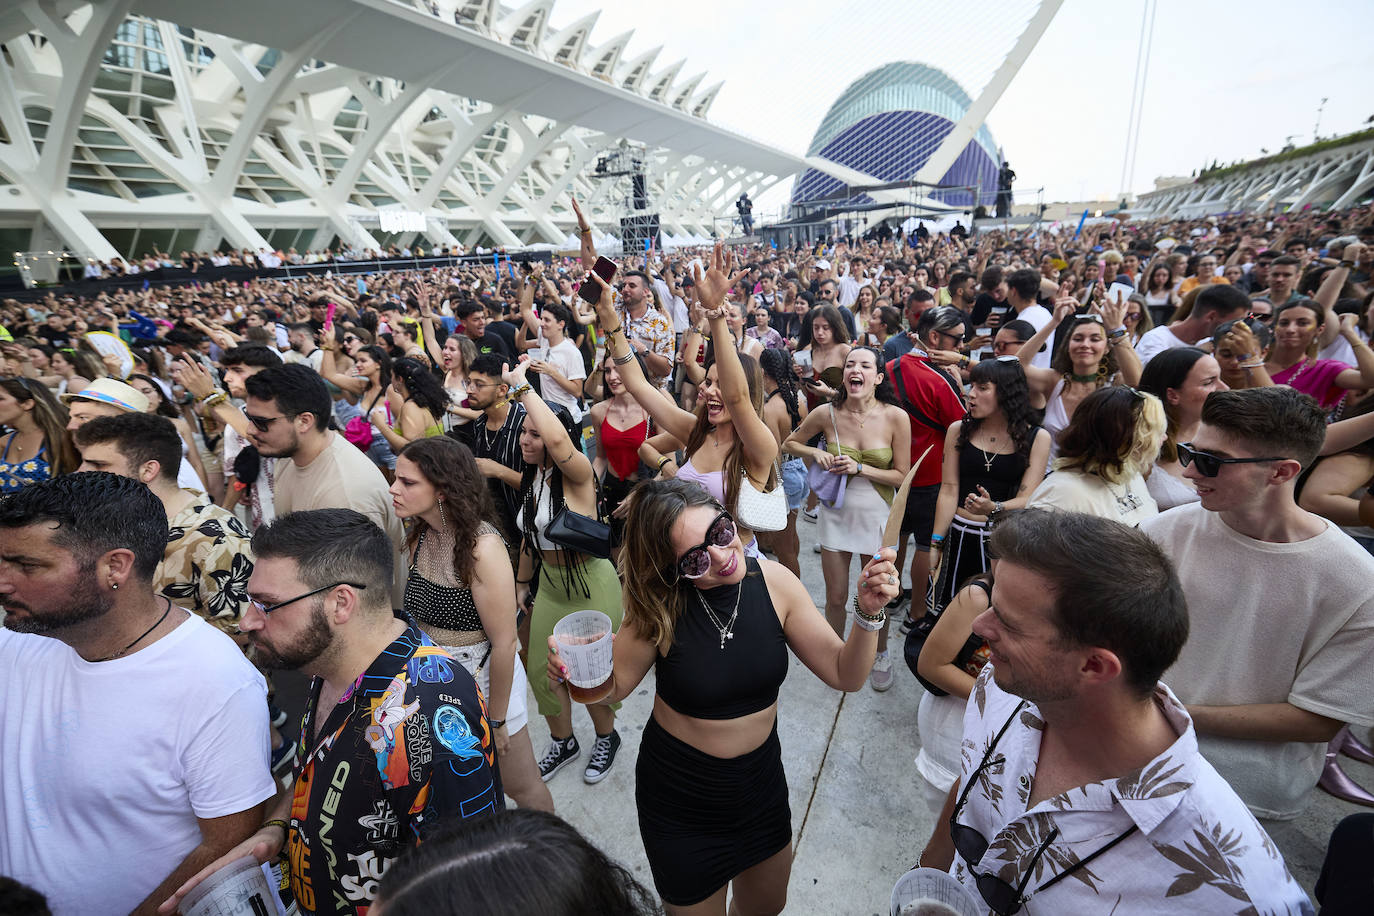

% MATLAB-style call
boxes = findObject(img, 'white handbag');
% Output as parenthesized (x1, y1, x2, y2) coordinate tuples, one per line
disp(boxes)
(736, 461, 788, 532)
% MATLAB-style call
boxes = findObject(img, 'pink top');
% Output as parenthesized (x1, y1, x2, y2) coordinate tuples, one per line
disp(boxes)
(1272, 358, 1349, 410)
(675, 456, 725, 505)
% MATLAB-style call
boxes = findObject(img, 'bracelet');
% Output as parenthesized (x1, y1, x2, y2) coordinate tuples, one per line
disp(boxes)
(1339, 260, 1355, 269)
(261, 818, 288, 834)
(656, 455, 674, 471)
(195, 387, 228, 403)
(579, 227, 592, 235)
(508, 384, 532, 400)
(930, 534, 945, 546)
(851, 597, 886, 631)
(853, 462, 863, 475)
(1107, 327, 1127, 339)
(199, 392, 229, 411)
(613, 350, 636, 365)
(1239, 360, 1265, 369)
(603, 324, 624, 336)
(489, 718, 506, 730)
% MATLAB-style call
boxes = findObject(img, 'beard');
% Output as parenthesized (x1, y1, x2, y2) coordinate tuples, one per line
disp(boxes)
(248, 601, 334, 670)
(252, 426, 300, 459)
(2, 574, 114, 635)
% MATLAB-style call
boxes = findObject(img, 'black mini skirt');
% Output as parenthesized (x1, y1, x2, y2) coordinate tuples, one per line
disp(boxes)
(634, 715, 793, 906)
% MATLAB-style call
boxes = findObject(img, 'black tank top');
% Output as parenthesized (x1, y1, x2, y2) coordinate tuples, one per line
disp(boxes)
(655, 558, 788, 720)
(956, 443, 1028, 503)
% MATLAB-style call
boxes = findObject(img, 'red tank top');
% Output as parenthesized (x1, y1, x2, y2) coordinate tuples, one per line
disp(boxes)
(600, 415, 648, 480)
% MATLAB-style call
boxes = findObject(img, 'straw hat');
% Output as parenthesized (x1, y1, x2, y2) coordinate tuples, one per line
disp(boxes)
(60, 377, 149, 414)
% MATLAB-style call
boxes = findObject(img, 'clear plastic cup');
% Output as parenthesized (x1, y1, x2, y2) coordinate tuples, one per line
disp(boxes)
(889, 867, 981, 916)
(553, 610, 614, 704)
(181, 856, 278, 916)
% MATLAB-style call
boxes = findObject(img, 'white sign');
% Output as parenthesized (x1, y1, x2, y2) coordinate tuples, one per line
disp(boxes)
(378, 210, 425, 233)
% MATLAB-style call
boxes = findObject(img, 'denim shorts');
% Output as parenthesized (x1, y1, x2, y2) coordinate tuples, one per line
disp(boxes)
(782, 456, 809, 512)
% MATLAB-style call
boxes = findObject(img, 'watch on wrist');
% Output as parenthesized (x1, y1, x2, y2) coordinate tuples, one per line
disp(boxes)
(490, 718, 506, 730)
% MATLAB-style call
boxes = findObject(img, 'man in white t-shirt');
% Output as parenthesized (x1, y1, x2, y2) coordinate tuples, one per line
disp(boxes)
(1134, 284, 1249, 365)
(1004, 268, 1053, 368)
(0, 473, 274, 915)
(1141, 387, 1374, 820)
(527, 302, 587, 423)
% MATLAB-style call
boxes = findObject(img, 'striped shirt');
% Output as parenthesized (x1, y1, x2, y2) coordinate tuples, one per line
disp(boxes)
(474, 402, 526, 541)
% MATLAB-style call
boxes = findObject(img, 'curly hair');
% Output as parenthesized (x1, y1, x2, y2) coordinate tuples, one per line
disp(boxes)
(1050, 316, 1119, 378)
(758, 347, 802, 428)
(391, 356, 449, 418)
(398, 437, 498, 586)
(957, 357, 1038, 461)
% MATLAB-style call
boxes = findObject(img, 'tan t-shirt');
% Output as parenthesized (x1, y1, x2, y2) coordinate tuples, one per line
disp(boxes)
(274, 432, 407, 607)
(1142, 502, 1374, 819)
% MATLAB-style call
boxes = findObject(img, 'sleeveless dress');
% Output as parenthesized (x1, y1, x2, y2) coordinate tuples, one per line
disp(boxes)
(0, 436, 50, 493)
(1043, 379, 1070, 458)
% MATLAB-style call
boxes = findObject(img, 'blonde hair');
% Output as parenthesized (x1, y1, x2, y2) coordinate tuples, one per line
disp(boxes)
(1053, 388, 1165, 485)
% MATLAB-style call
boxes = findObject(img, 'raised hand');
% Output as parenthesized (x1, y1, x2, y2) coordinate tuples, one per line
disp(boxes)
(1096, 286, 1129, 329)
(693, 242, 742, 310)
(500, 357, 531, 390)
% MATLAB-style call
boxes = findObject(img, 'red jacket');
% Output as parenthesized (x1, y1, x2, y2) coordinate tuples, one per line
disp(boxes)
(886, 351, 966, 487)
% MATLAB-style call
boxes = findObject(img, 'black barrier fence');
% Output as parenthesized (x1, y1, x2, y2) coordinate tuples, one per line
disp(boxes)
(0, 251, 554, 303)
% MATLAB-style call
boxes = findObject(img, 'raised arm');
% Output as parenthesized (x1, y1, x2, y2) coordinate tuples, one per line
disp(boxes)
(1097, 288, 1142, 386)
(1018, 297, 1074, 393)
(589, 271, 698, 443)
(318, 321, 367, 394)
(1315, 242, 1361, 349)
(570, 196, 598, 271)
(501, 359, 593, 491)
(1332, 313, 1374, 390)
(696, 245, 777, 480)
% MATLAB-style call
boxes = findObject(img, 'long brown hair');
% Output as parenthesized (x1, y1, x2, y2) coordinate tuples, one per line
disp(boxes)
(0, 377, 78, 477)
(397, 437, 498, 585)
(618, 479, 721, 653)
(681, 351, 775, 518)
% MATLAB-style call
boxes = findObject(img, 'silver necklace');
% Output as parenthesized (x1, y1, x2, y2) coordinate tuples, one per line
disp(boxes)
(696, 582, 742, 650)
(1101, 476, 1141, 515)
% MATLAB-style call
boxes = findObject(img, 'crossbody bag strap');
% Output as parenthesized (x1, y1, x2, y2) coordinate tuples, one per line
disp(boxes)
(890, 358, 948, 434)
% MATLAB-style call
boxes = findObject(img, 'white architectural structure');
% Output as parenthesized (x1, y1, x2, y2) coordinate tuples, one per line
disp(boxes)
(1135, 131, 1374, 218)
(0, 0, 1059, 262)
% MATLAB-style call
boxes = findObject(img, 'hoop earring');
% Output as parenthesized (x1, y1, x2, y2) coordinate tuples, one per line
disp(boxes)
(438, 498, 447, 528)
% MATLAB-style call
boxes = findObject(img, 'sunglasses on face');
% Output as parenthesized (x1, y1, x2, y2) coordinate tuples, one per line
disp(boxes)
(951, 701, 1137, 914)
(244, 412, 290, 432)
(676, 511, 736, 579)
(1177, 442, 1289, 477)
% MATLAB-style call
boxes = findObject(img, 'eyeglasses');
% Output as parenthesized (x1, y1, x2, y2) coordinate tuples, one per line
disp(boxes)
(244, 412, 291, 432)
(465, 379, 499, 391)
(1177, 442, 1290, 477)
(676, 511, 737, 579)
(343, 335, 360, 344)
(249, 581, 367, 616)
(1247, 312, 1273, 323)
(951, 701, 1138, 914)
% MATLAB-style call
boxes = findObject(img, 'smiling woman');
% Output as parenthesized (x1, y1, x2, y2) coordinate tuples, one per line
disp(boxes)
(545, 478, 897, 914)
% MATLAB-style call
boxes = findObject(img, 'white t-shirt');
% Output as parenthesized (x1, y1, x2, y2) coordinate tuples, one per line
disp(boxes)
(0, 615, 275, 915)
(1135, 325, 1195, 365)
(1015, 304, 1053, 369)
(1141, 503, 1374, 819)
(533, 337, 586, 422)
(1028, 468, 1158, 527)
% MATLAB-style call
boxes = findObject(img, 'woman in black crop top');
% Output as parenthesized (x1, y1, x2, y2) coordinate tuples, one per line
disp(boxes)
(390, 436, 554, 813)
(929, 358, 1049, 616)
(546, 479, 900, 914)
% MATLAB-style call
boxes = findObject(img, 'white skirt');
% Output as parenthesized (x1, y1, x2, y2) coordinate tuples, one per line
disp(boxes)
(915, 690, 968, 814)
(817, 474, 889, 555)
(440, 640, 530, 736)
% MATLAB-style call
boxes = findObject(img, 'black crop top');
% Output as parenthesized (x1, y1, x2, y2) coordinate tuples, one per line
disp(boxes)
(403, 531, 485, 633)
(956, 443, 1028, 504)
(655, 558, 789, 720)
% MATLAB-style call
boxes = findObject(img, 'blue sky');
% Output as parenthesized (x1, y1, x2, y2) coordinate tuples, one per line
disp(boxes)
(550, 0, 1374, 211)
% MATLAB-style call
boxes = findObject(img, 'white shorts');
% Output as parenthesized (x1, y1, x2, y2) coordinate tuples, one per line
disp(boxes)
(441, 640, 530, 736)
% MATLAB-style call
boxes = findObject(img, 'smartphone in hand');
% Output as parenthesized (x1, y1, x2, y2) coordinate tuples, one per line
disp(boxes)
(578, 256, 618, 304)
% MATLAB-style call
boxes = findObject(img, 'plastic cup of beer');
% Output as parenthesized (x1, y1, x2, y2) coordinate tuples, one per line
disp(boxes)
(553, 610, 614, 704)
(182, 856, 279, 916)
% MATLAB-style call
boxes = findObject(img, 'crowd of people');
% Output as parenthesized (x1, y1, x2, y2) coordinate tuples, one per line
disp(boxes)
(2, 196, 1374, 915)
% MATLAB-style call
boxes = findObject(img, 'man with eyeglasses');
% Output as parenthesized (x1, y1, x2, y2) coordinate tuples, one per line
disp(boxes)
(1142, 387, 1374, 819)
(919, 508, 1310, 915)
(162, 509, 501, 916)
(243, 364, 406, 607)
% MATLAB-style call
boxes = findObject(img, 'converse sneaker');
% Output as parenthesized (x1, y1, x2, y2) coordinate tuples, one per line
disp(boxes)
(869, 650, 894, 692)
(583, 729, 622, 784)
(537, 735, 581, 782)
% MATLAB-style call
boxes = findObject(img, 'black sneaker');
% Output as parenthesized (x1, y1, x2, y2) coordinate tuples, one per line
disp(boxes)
(584, 730, 622, 784)
(537, 735, 581, 782)
(269, 703, 288, 729)
(270, 740, 295, 776)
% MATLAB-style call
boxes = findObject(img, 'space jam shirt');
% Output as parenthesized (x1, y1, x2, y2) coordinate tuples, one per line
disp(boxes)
(285, 622, 502, 914)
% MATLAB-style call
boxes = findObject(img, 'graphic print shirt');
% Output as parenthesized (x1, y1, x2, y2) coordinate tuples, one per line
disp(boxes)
(285, 622, 502, 914)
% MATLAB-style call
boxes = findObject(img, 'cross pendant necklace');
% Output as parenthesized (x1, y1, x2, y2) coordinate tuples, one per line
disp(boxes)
(697, 582, 742, 649)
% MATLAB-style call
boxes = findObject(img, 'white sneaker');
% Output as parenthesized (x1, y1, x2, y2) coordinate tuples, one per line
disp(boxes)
(870, 651, 894, 692)
(802, 508, 819, 523)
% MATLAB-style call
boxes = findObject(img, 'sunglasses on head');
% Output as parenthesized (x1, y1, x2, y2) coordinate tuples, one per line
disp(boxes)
(676, 510, 736, 579)
(951, 701, 1138, 915)
(1177, 442, 1289, 477)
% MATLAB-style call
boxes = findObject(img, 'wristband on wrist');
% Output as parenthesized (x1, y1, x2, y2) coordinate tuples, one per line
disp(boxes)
(1339, 260, 1355, 269)
(854, 462, 863, 475)
(851, 596, 886, 629)
(930, 533, 945, 546)
(508, 384, 532, 400)
(613, 350, 635, 365)
(489, 718, 506, 730)
(656, 455, 674, 472)
(261, 818, 288, 834)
